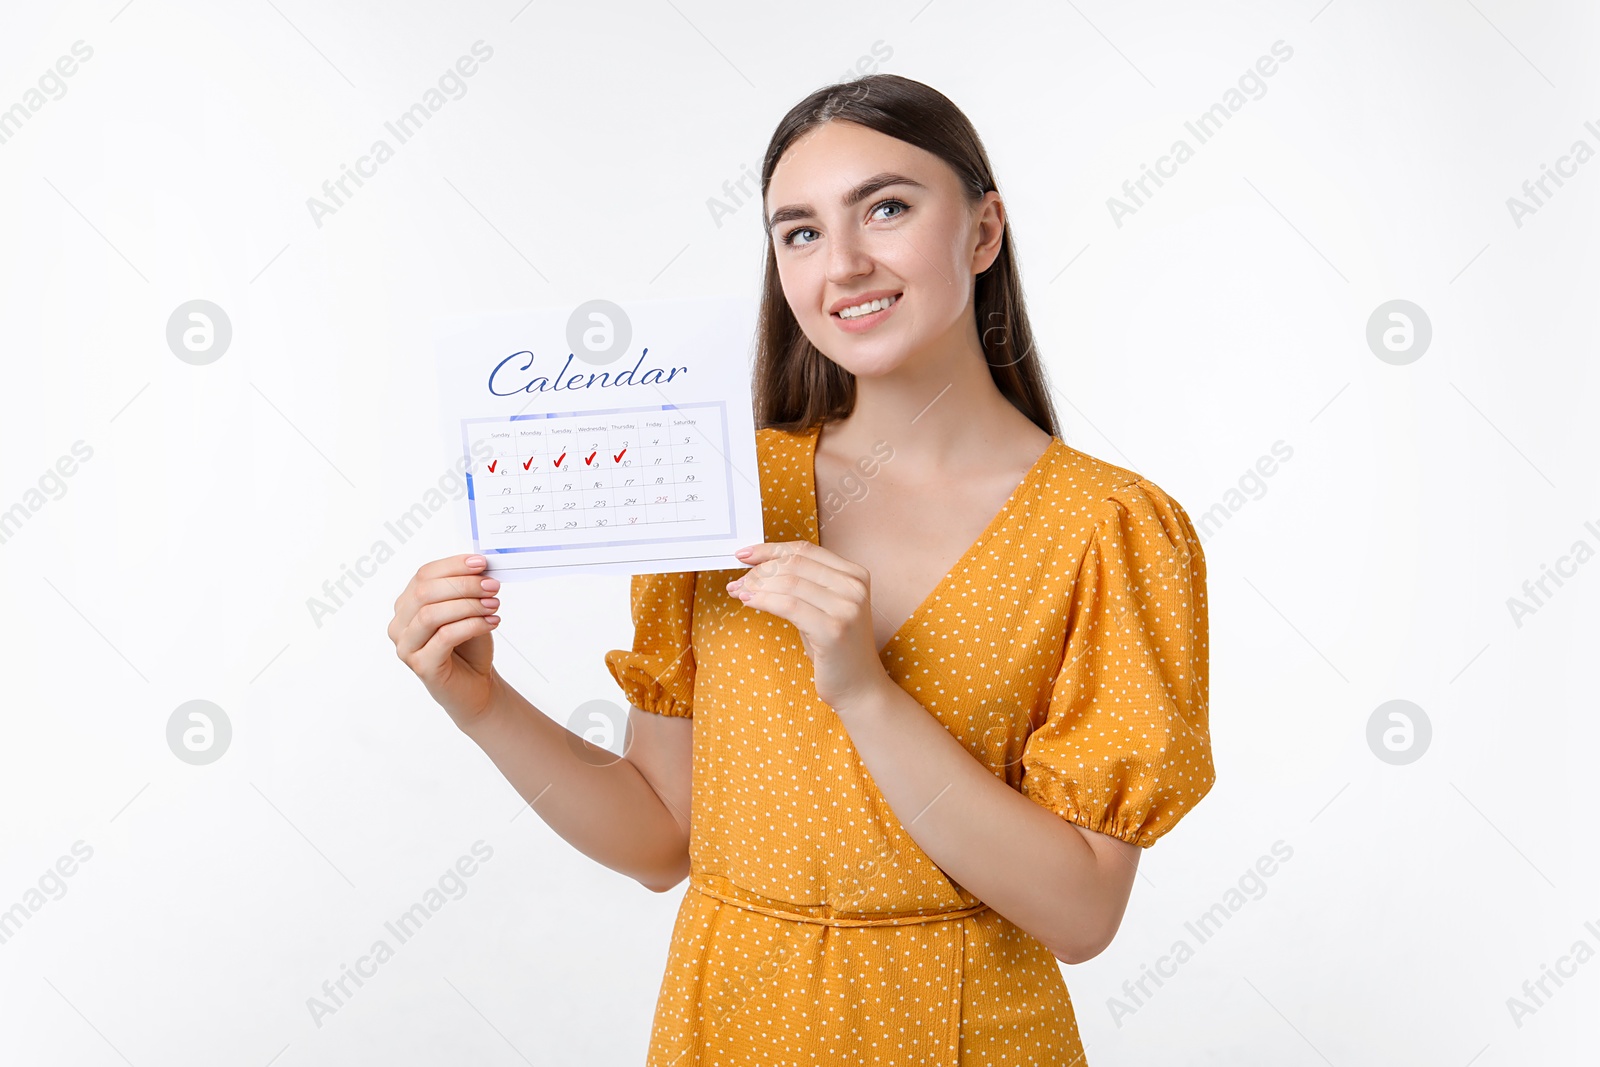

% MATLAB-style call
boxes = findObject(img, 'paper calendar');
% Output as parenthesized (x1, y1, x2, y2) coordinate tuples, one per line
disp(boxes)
(432, 295, 765, 580)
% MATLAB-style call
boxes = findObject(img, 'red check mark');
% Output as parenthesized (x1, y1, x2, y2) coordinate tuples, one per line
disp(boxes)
(554, 451, 567, 467)
(585, 451, 597, 466)
(488, 460, 498, 473)
(523, 457, 535, 470)
(613, 448, 627, 463)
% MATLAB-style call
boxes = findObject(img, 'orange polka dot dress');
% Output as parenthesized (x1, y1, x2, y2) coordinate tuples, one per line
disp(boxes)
(605, 422, 1215, 1065)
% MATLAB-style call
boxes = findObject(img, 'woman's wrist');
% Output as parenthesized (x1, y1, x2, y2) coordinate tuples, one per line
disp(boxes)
(456, 669, 518, 739)
(827, 670, 901, 724)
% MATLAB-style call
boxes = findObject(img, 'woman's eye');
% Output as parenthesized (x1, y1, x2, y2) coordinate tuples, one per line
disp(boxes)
(781, 201, 906, 247)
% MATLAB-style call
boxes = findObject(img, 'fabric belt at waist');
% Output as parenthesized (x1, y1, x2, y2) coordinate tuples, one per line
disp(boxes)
(689, 872, 991, 928)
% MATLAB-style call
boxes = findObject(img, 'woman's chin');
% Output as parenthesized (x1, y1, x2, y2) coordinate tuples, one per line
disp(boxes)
(820, 348, 916, 379)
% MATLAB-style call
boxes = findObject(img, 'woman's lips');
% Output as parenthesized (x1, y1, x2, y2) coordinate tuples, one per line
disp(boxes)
(832, 293, 902, 333)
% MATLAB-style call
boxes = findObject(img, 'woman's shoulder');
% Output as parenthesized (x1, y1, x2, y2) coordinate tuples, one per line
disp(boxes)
(1049, 441, 1177, 508)
(1038, 440, 1194, 535)
(753, 424, 816, 485)
(755, 422, 814, 451)
(750, 423, 820, 544)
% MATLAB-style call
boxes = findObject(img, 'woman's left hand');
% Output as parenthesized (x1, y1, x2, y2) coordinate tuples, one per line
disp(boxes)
(727, 541, 893, 714)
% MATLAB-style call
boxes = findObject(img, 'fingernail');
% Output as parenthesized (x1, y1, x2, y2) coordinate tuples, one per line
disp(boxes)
(466, 555, 486, 568)
(485, 615, 500, 625)
(481, 577, 500, 592)
(734, 546, 753, 558)
(480, 598, 499, 608)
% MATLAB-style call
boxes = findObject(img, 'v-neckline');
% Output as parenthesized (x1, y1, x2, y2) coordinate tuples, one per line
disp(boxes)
(802, 421, 1060, 658)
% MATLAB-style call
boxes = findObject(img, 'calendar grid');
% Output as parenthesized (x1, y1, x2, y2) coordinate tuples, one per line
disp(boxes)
(461, 402, 735, 556)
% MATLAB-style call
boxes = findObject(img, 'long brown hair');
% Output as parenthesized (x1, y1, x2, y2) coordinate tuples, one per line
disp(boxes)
(752, 73, 1060, 439)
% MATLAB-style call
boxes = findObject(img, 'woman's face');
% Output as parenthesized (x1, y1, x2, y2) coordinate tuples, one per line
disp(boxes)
(764, 119, 1003, 378)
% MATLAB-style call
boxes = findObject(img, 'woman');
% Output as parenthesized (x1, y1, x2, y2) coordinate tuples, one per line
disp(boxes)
(390, 73, 1215, 1065)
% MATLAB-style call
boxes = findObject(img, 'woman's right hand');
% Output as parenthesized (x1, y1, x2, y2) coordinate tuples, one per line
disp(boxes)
(390, 553, 503, 731)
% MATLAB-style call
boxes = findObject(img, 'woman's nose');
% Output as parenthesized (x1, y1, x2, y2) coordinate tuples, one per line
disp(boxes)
(825, 229, 872, 280)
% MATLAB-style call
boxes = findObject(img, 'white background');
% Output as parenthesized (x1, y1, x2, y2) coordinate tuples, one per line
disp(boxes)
(1, 1, 1596, 1064)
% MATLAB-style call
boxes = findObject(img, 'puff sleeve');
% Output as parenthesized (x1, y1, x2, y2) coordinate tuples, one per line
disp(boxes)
(1019, 479, 1215, 848)
(604, 570, 698, 718)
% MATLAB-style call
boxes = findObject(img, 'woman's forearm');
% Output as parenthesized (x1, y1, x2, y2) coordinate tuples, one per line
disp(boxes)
(833, 678, 1135, 963)
(460, 673, 689, 891)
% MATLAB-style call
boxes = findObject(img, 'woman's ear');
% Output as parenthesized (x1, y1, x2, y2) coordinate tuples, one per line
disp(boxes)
(970, 191, 1006, 275)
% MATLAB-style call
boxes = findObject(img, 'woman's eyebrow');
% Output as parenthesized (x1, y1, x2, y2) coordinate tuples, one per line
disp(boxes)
(766, 172, 925, 232)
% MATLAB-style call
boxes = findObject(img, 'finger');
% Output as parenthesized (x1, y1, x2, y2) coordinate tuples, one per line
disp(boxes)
(394, 554, 490, 615)
(393, 556, 486, 614)
(737, 540, 869, 585)
(391, 567, 500, 643)
(417, 553, 488, 581)
(409, 615, 499, 679)
(395, 596, 500, 661)
(736, 560, 862, 621)
(413, 571, 501, 610)
(736, 580, 852, 643)
(732, 549, 864, 604)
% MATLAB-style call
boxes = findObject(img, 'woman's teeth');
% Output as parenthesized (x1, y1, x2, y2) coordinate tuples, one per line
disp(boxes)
(838, 294, 899, 319)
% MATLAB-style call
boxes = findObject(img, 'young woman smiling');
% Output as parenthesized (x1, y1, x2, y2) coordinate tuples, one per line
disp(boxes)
(391, 74, 1216, 1065)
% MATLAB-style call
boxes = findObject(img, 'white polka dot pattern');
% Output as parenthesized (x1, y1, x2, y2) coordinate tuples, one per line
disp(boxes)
(603, 423, 1216, 1065)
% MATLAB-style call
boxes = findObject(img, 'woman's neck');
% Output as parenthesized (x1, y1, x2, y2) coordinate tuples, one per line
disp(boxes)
(823, 324, 1048, 480)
